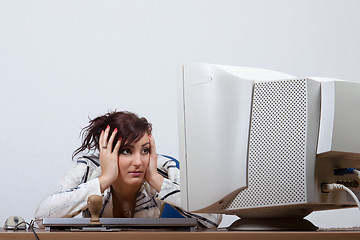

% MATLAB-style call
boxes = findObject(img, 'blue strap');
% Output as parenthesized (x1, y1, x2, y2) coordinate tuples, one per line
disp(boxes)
(160, 154, 180, 169)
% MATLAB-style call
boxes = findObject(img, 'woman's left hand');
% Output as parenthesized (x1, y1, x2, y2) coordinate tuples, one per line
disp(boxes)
(145, 134, 164, 192)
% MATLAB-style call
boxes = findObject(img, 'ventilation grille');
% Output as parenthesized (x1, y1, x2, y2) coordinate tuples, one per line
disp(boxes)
(223, 79, 308, 209)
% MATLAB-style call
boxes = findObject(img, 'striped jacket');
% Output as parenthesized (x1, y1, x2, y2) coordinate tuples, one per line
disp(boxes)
(34, 155, 222, 228)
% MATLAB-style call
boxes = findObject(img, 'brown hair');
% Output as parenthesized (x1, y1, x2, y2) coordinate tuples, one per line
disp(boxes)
(72, 110, 152, 159)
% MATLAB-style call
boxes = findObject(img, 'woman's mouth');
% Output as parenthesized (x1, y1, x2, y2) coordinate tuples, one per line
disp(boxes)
(129, 171, 143, 177)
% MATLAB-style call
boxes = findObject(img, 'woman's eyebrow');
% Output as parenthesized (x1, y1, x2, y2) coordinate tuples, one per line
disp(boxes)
(123, 144, 134, 148)
(123, 142, 149, 148)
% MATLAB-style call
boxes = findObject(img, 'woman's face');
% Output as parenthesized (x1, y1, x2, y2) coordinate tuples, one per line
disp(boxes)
(117, 133, 150, 186)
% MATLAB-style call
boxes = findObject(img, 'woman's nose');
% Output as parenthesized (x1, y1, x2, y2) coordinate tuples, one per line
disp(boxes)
(132, 153, 142, 166)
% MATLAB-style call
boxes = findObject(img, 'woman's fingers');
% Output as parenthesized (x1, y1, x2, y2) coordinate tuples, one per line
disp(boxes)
(100, 126, 120, 153)
(107, 128, 118, 151)
(148, 134, 158, 171)
(99, 129, 105, 150)
(98, 126, 120, 192)
(99, 125, 118, 150)
(145, 134, 163, 192)
(102, 125, 110, 149)
(113, 137, 122, 155)
(149, 134, 157, 157)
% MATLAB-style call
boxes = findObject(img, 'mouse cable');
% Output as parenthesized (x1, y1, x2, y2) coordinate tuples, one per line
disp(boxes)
(322, 183, 360, 210)
(15, 221, 39, 240)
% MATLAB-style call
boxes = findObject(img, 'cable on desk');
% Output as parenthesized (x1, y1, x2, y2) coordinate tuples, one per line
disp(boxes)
(322, 183, 360, 210)
(15, 220, 39, 240)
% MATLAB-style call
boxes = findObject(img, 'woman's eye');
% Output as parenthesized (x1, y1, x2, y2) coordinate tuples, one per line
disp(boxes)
(122, 149, 131, 155)
(142, 148, 150, 154)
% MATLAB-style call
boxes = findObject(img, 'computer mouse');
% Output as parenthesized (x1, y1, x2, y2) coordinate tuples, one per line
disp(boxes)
(3, 216, 26, 230)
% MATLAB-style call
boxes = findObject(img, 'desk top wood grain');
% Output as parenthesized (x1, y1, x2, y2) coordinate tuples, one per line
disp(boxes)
(1, 228, 360, 240)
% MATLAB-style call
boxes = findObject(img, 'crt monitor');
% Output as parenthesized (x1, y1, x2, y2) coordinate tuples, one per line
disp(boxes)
(177, 63, 360, 230)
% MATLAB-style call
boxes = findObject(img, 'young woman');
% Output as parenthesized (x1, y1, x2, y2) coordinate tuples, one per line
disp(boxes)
(34, 111, 221, 228)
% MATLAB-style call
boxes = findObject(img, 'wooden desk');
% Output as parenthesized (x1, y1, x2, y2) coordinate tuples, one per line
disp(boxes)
(1, 228, 360, 240)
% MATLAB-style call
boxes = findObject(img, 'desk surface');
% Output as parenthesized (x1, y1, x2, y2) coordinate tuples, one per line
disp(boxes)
(1, 228, 360, 240)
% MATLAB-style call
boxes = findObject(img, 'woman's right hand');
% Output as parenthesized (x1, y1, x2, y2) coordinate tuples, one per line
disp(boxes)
(98, 126, 121, 193)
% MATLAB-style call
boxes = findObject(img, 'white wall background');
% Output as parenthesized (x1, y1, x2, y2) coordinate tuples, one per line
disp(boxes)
(1, 0, 360, 228)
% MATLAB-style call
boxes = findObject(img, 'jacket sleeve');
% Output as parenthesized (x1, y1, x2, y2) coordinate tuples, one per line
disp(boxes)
(34, 162, 102, 221)
(155, 155, 223, 228)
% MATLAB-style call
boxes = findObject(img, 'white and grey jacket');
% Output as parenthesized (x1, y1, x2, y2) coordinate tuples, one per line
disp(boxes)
(34, 155, 222, 228)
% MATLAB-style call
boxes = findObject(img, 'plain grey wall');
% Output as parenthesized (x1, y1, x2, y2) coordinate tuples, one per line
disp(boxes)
(1, 0, 360, 228)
